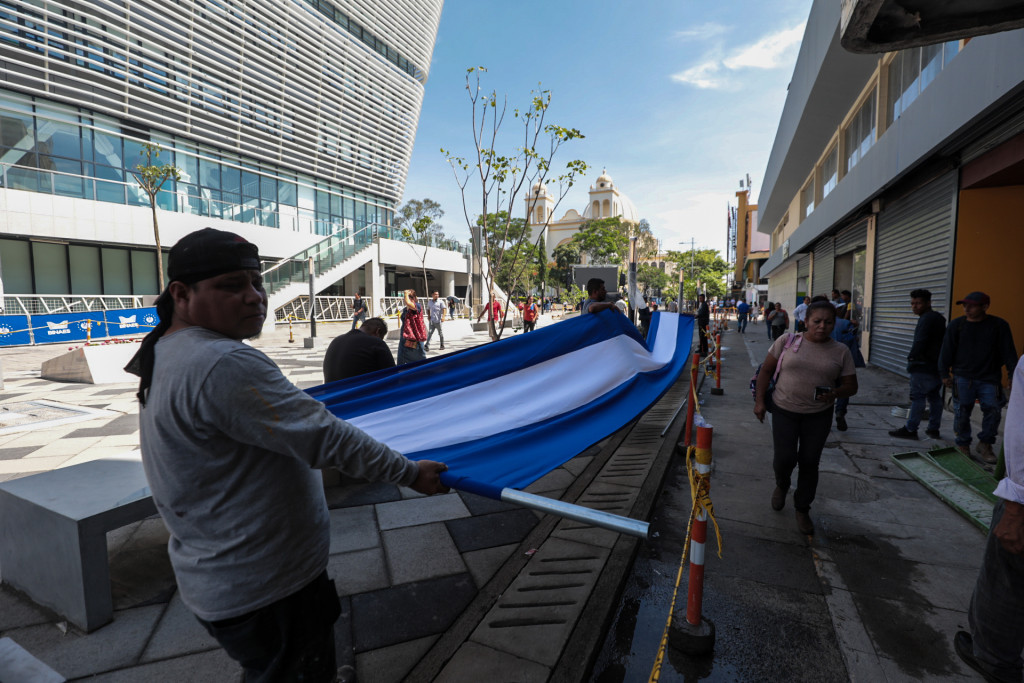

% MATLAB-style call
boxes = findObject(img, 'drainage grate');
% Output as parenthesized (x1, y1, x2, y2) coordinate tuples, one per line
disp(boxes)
(0, 400, 115, 434)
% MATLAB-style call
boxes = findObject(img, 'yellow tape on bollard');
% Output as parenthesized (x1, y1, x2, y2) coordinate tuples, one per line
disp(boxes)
(647, 446, 724, 682)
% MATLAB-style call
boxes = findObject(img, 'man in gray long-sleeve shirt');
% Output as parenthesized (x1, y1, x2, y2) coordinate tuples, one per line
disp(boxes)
(938, 291, 1018, 466)
(127, 228, 448, 682)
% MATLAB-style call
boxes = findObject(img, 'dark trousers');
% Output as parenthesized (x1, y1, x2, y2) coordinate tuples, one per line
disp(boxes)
(523, 320, 536, 333)
(198, 571, 341, 683)
(771, 405, 835, 512)
(698, 323, 709, 356)
(969, 501, 1024, 682)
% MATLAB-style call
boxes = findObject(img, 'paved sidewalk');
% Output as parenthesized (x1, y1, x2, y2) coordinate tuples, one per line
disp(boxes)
(594, 320, 994, 681)
(0, 313, 686, 682)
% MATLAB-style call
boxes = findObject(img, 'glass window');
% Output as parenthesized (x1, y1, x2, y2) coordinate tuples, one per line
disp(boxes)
(221, 164, 240, 194)
(0, 111, 35, 152)
(199, 156, 220, 191)
(31, 241, 69, 294)
(943, 39, 959, 67)
(101, 248, 131, 293)
(845, 90, 876, 173)
(241, 170, 259, 199)
(69, 244, 101, 294)
(278, 179, 296, 206)
(800, 179, 814, 221)
(92, 130, 122, 166)
(0, 239, 32, 293)
(822, 147, 838, 198)
(130, 250, 158, 294)
(920, 43, 943, 91)
(36, 118, 81, 160)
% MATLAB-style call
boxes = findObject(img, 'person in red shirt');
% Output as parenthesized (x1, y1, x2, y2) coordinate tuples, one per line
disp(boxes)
(522, 295, 539, 333)
(397, 289, 427, 365)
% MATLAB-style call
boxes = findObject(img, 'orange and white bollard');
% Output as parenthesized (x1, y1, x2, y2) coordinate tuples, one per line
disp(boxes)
(670, 425, 716, 654)
(711, 334, 724, 395)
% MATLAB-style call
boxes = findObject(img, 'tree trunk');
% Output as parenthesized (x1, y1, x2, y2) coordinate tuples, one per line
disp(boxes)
(151, 199, 164, 290)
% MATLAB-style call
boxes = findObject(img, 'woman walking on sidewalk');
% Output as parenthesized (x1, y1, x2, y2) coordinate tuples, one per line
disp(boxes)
(754, 300, 859, 534)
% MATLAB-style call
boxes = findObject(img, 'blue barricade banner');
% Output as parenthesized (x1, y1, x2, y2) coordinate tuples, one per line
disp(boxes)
(105, 307, 160, 337)
(33, 312, 108, 344)
(0, 315, 33, 346)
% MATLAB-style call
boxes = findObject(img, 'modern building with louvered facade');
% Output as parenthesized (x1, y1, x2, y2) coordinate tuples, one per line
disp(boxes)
(0, 0, 454, 313)
(756, 0, 1024, 376)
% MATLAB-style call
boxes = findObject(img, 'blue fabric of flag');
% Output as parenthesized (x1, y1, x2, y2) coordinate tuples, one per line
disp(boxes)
(307, 311, 694, 497)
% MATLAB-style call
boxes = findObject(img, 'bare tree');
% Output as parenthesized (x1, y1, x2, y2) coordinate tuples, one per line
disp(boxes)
(443, 67, 587, 340)
(394, 198, 445, 296)
(132, 142, 181, 290)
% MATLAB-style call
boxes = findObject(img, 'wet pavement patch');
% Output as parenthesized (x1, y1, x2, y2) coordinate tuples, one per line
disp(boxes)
(351, 573, 476, 652)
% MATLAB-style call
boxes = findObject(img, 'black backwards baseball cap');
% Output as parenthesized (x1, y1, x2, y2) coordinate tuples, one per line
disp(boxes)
(166, 227, 260, 285)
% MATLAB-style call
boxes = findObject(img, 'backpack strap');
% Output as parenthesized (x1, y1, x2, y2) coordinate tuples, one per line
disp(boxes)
(772, 333, 802, 381)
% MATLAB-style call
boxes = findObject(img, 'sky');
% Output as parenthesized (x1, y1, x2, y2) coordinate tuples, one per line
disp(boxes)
(401, 0, 813, 258)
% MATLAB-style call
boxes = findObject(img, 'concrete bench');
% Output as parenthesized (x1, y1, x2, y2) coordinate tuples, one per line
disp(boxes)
(0, 637, 65, 682)
(0, 456, 156, 632)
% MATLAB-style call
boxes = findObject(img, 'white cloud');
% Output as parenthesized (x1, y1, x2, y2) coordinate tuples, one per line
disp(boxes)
(670, 59, 728, 90)
(671, 22, 805, 90)
(723, 24, 805, 70)
(673, 22, 729, 41)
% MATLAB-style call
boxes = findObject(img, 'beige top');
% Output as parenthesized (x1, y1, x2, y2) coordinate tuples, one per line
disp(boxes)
(769, 333, 856, 414)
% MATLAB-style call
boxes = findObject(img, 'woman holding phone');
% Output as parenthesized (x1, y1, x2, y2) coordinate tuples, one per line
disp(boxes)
(754, 299, 858, 534)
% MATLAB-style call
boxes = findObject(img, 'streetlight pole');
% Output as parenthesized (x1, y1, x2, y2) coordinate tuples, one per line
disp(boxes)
(628, 235, 637, 325)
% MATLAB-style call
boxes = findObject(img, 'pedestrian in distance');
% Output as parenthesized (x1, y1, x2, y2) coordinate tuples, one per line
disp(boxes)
(424, 291, 446, 352)
(763, 301, 774, 339)
(126, 228, 448, 683)
(826, 295, 865, 432)
(938, 291, 1018, 466)
(696, 293, 710, 355)
(397, 289, 427, 365)
(323, 317, 394, 383)
(736, 299, 750, 333)
(754, 300, 858, 534)
(350, 292, 368, 331)
(522, 295, 539, 332)
(890, 289, 947, 440)
(767, 302, 789, 341)
(955, 354, 1024, 683)
(446, 294, 459, 320)
(476, 294, 502, 325)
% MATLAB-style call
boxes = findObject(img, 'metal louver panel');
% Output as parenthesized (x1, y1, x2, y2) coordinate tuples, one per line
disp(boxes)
(811, 236, 834, 297)
(797, 256, 810, 279)
(835, 220, 868, 255)
(870, 171, 958, 376)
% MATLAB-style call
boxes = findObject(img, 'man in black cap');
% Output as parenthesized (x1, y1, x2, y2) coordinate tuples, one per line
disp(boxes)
(127, 228, 448, 682)
(938, 291, 1018, 465)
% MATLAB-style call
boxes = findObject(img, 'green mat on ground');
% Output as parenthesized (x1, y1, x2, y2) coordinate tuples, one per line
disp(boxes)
(891, 449, 999, 532)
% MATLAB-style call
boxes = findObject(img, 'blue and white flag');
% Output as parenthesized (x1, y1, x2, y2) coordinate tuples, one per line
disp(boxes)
(307, 311, 694, 499)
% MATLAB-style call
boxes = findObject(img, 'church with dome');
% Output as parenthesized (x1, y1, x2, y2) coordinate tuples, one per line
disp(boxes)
(525, 169, 640, 263)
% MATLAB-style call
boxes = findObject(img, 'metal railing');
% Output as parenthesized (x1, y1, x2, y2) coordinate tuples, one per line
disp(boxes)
(276, 295, 468, 323)
(2, 294, 146, 316)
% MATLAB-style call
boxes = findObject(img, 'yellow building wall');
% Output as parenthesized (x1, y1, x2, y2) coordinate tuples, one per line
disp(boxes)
(952, 186, 1024, 358)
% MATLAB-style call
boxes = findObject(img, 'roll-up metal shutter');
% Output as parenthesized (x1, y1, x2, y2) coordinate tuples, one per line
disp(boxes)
(871, 171, 957, 376)
(797, 256, 810, 280)
(834, 220, 868, 255)
(811, 236, 834, 297)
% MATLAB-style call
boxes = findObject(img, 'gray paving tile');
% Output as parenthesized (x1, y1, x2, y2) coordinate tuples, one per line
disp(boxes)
(328, 505, 379, 553)
(375, 492, 470, 530)
(5, 603, 165, 679)
(325, 481, 402, 509)
(523, 467, 576, 494)
(354, 635, 438, 683)
(446, 509, 540, 553)
(561, 455, 594, 477)
(140, 593, 220, 662)
(350, 574, 475, 653)
(462, 543, 518, 589)
(0, 445, 43, 460)
(65, 413, 139, 438)
(382, 523, 465, 585)
(327, 548, 390, 597)
(436, 641, 550, 682)
(80, 648, 240, 682)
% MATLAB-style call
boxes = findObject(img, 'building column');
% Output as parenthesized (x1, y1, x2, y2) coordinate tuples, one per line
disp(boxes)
(364, 257, 384, 317)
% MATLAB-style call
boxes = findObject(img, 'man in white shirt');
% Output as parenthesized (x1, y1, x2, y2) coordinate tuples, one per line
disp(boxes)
(956, 355, 1024, 682)
(792, 296, 811, 332)
(425, 291, 447, 351)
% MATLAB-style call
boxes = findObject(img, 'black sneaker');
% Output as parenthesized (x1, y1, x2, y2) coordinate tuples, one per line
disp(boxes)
(836, 414, 848, 431)
(888, 426, 919, 440)
(954, 631, 1002, 683)
(925, 429, 941, 438)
